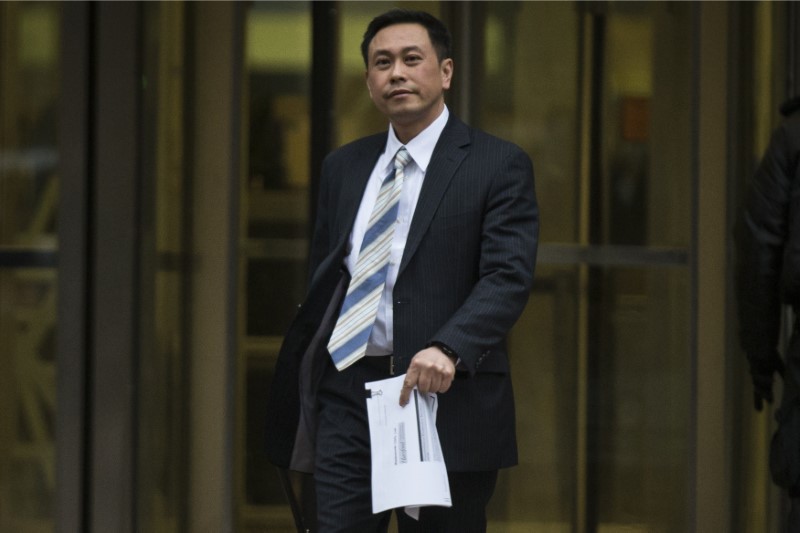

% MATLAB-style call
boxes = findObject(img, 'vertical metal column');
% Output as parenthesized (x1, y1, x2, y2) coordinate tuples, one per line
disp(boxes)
(56, 3, 91, 530)
(309, 1, 338, 240)
(443, 1, 484, 127)
(187, 3, 243, 531)
(91, 3, 143, 532)
(575, 11, 593, 533)
(575, 3, 607, 531)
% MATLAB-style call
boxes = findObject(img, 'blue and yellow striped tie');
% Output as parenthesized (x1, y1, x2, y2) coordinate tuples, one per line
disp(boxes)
(327, 147, 411, 370)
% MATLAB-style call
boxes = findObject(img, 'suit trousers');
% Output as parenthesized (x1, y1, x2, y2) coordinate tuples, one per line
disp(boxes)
(314, 356, 498, 533)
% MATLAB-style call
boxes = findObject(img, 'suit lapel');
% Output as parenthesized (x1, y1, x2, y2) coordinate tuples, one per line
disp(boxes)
(399, 117, 471, 275)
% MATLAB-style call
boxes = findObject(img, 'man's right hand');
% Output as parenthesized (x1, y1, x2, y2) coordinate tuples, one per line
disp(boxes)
(399, 346, 456, 406)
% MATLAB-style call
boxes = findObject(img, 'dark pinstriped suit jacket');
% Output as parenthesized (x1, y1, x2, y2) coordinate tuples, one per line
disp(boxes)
(265, 114, 539, 473)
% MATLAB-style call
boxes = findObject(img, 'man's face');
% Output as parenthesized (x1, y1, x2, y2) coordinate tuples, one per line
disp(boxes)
(365, 23, 453, 136)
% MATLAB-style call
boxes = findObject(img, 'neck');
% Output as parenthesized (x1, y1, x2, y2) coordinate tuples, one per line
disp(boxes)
(392, 124, 424, 145)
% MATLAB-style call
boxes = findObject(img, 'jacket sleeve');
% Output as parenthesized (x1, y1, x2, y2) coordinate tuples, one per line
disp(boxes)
(735, 120, 797, 361)
(433, 147, 539, 374)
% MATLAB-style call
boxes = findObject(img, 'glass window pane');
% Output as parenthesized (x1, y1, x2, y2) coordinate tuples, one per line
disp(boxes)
(0, 3, 60, 531)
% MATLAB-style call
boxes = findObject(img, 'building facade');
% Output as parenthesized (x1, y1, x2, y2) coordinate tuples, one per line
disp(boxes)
(0, 1, 799, 532)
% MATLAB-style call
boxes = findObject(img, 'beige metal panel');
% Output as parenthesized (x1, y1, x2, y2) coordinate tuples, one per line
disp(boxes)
(189, 2, 244, 532)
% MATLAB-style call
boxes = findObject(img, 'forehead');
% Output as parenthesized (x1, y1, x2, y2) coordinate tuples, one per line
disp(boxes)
(368, 23, 433, 56)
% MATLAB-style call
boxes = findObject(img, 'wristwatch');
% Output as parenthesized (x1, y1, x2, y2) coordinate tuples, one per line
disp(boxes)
(426, 341, 461, 368)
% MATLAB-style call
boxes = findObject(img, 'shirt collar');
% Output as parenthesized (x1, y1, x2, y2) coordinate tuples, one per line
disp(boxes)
(382, 105, 449, 174)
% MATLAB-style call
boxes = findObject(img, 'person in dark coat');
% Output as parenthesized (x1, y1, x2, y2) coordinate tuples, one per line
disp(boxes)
(736, 95, 800, 532)
(264, 9, 539, 533)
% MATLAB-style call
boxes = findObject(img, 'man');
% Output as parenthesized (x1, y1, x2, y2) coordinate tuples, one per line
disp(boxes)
(736, 94, 800, 532)
(265, 9, 538, 532)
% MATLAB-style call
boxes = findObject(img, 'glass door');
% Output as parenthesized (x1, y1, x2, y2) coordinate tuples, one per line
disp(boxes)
(0, 3, 61, 532)
(473, 2, 694, 531)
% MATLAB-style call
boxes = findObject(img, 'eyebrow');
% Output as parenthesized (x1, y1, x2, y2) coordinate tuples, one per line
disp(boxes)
(371, 45, 425, 59)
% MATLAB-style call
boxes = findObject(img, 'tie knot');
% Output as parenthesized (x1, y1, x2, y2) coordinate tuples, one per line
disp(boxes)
(394, 147, 410, 170)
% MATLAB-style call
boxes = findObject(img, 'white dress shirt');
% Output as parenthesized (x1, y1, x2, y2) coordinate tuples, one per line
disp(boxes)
(343, 106, 450, 355)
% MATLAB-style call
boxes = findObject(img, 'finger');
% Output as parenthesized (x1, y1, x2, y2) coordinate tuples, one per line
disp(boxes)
(417, 372, 434, 395)
(431, 364, 453, 393)
(399, 370, 418, 406)
(425, 363, 454, 394)
(439, 374, 453, 393)
(399, 379, 413, 406)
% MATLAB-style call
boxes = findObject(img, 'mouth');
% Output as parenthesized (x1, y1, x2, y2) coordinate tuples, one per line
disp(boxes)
(387, 89, 414, 99)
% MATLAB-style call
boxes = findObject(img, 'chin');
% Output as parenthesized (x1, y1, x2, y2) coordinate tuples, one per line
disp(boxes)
(388, 104, 423, 119)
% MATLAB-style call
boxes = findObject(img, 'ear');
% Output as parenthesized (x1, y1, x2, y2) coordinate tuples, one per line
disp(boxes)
(365, 70, 372, 98)
(441, 58, 454, 90)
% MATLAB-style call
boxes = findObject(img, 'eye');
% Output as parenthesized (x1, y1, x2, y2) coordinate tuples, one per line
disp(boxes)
(405, 54, 422, 64)
(374, 57, 391, 69)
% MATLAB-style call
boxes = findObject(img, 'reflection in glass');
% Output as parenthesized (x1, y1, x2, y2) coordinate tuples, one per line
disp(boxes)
(0, 2, 60, 531)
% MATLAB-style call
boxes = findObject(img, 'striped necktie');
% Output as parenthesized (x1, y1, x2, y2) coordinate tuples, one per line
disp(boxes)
(327, 147, 411, 370)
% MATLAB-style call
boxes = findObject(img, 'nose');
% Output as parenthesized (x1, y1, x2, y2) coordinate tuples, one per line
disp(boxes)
(390, 59, 407, 81)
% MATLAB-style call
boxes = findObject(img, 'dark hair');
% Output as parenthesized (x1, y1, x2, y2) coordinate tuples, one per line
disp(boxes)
(360, 9, 452, 67)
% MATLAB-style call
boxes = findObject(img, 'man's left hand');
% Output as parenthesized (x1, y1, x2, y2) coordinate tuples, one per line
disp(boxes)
(399, 346, 456, 406)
